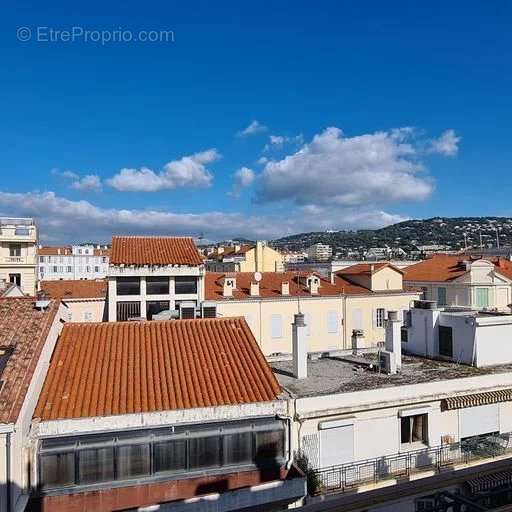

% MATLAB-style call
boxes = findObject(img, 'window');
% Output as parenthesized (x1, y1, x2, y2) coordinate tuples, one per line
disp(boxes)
(475, 287, 490, 308)
(9, 243, 21, 257)
(40, 452, 75, 489)
(421, 287, 428, 299)
(146, 276, 170, 295)
(84, 312, 93, 322)
(438, 325, 453, 357)
(304, 313, 311, 336)
(94, 266, 99, 273)
(52, 266, 58, 273)
(116, 277, 140, 296)
(271, 314, 282, 338)
(117, 443, 151, 479)
(401, 414, 428, 445)
(8, 273, 21, 286)
(437, 287, 447, 306)
(78, 447, 114, 484)
(327, 310, 338, 334)
(67, 266, 72, 273)
(40, 256, 45, 263)
(116, 301, 141, 321)
(374, 308, 386, 328)
(189, 436, 220, 469)
(154, 439, 187, 473)
(174, 276, 197, 294)
(146, 301, 170, 320)
(255, 429, 285, 464)
(224, 432, 253, 466)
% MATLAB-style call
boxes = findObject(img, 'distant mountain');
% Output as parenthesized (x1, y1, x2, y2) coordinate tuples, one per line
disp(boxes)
(270, 217, 512, 252)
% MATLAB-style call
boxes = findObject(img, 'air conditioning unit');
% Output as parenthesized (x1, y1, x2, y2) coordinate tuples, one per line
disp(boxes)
(201, 301, 217, 319)
(179, 302, 196, 320)
(379, 350, 397, 374)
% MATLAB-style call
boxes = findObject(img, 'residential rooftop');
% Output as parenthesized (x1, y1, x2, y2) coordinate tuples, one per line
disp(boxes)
(0, 298, 61, 424)
(110, 236, 203, 267)
(41, 279, 107, 300)
(34, 316, 281, 421)
(271, 353, 512, 399)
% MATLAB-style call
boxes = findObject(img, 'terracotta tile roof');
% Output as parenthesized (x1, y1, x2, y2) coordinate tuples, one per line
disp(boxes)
(208, 245, 254, 261)
(38, 246, 72, 256)
(0, 298, 61, 424)
(338, 262, 404, 276)
(110, 236, 203, 266)
(404, 254, 512, 282)
(93, 247, 109, 257)
(41, 280, 107, 300)
(34, 317, 281, 421)
(205, 272, 341, 300)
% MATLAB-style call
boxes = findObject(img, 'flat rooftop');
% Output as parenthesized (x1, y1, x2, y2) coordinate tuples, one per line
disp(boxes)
(271, 353, 512, 398)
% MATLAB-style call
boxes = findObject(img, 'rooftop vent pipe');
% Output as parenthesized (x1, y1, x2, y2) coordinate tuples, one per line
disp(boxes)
(292, 313, 307, 379)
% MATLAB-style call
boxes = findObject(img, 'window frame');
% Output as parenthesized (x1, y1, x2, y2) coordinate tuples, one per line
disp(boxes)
(400, 414, 428, 446)
(116, 277, 141, 296)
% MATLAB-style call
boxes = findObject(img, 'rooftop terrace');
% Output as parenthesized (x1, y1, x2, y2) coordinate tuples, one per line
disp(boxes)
(271, 353, 512, 398)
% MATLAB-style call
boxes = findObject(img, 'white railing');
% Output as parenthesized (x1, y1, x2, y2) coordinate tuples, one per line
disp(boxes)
(4, 256, 25, 263)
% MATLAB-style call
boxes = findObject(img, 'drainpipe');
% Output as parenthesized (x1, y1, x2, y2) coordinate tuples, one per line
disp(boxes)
(0, 425, 14, 512)
(276, 414, 294, 470)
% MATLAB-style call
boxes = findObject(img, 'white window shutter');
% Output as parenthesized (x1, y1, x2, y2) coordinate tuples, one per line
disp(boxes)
(304, 313, 311, 336)
(271, 314, 282, 338)
(327, 310, 338, 334)
(372, 309, 378, 328)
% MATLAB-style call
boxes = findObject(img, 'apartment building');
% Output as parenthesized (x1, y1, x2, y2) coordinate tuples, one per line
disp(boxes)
(404, 254, 512, 311)
(41, 279, 107, 322)
(28, 317, 306, 511)
(0, 217, 38, 295)
(38, 244, 109, 281)
(205, 263, 420, 356)
(305, 243, 332, 262)
(0, 298, 65, 512)
(107, 236, 205, 321)
(274, 304, 512, 511)
(206, 241, 284, 272)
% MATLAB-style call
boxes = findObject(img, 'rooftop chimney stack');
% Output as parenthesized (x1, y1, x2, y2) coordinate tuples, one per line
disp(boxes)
(223, 277, 236, 297)
(351, 329, 365, 354)
(385, 310, 402, 371)
(292, 313, 307, 379)
(250, 281, 259, 296)
(307, 275, 320, 295)
(281, 281, 290, 296)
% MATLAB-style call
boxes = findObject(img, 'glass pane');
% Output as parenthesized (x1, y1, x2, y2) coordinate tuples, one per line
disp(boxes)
(116, 301, 141, 321)
(175, 277, 197, 294)
(78, 447, 114, 484)
(146, 301, 170, 320)
(40, 453, 75, 489)
(401, 417, 411, 444)
(412, 415, 427, 443)
(255, 430, 284, 464)
(154, 439, 187, 473)
(224, 432, 253, 466)
(146, 277, 170, 295)
(116, 277, 141, 296)
(189, 436, 220, 469)
(117, 444, 151, 479)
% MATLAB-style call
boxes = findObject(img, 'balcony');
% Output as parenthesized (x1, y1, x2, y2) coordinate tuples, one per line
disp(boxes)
(4, 256, 25, 264)
(309, 432, 512, 496)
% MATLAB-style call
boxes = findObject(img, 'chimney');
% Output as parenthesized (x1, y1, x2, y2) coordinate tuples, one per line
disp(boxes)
(351, 329, 365, 354)
(57, 248, 61, 255)
(385, 311, 402, 370)
(281, 281, 290, 295)
(307, 275, 319, 295)
(292, 313, 307, 379)
(223, 277, 236, 297)
(330, 271, 336, 285)
(250, 281, 259, 296)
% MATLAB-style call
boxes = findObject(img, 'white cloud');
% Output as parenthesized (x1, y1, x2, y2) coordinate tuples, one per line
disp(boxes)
(264, 134, 303, 151)
(228, 167, 255, 198)
(60, 170, 80, 180)
(257, 156, 269, 165)
(236, 120, 267, 137)
(0, 190, 407, 243)
(70, 174, 102, 192)
(106, 149, 219, 192)
(256, 126, 434, 207)
(428, 129, 461, 156)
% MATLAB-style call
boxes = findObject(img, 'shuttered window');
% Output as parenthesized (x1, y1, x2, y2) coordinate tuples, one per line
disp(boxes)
(327, 310, 338, 334)
(271, 314, 282, 338)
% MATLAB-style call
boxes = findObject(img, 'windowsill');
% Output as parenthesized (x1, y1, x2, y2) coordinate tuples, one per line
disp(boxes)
(399, 441, 428, 452)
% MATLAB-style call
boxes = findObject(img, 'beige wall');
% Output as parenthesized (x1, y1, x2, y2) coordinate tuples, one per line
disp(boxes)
(64, 299, 106, 322)
(215, 292, 420, 355)
(239, 244, 284, 273)
(0, 240, 37, 296)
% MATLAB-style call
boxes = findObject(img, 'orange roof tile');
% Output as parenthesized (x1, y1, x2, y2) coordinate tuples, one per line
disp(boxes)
(205, 272, 341, 300)
(209, 245, 254, 261)
(34, 317, 281, 421)
(38, 246, 72, 256)
(41, 280, 107, 300)
(110, 236, 203, 266)
(404, 254, 512, 282)
(338, 262, 404, 276)
(0, 298, 61, 424)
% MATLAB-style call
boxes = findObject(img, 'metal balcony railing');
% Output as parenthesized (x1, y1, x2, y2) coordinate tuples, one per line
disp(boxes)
(4, 256, 25, 264)
(310, 432, 512, 496)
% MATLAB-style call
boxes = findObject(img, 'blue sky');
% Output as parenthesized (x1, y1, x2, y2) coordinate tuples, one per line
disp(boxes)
(0, 0, 511, 243)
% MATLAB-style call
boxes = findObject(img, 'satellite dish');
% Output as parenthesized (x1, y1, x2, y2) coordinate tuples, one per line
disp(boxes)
(254, 271, 262, 282)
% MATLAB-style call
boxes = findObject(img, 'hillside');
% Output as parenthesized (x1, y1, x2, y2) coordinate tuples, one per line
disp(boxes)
(271, 217, 512, 253)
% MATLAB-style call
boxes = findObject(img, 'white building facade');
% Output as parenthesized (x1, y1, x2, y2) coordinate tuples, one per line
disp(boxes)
(306, 243, 333, 262)
(38, 244, 109, 281)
